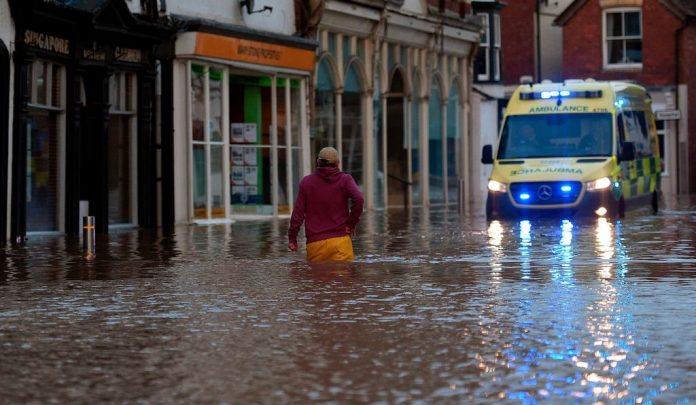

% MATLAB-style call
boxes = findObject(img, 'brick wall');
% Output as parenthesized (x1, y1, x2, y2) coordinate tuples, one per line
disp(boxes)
(500, 0, 536, 85)
(562, 0, 681, 85)
(684, 24, 696, 192)
(427, 0, 469, 16)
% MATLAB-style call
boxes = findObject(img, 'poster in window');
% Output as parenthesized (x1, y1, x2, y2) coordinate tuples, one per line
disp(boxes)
(231, 123, 245, 143)
(245, 186, 258, 196)
(231, 186, 245, 197)
(231, 166, 245, 185)
(230, 146, 244, 166)
(243, 147, 257, 166)
(244, 123, 257, 143)
(244, 166, 258, 186)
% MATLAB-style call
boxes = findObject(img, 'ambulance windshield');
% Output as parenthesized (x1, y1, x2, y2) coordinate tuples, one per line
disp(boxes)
(497, 113, 613, 159)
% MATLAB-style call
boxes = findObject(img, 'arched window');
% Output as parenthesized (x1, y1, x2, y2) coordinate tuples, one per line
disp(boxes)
(411, 71, 421, 205)
(342, 63, 364, 186)
(428, 76, 443, 204)
(446, 80, 461, 204)
(372, 64, 384, 209)
(314, 57, 336, 159)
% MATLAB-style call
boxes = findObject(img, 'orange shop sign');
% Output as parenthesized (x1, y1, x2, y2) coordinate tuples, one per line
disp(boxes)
(194, 32, 315, 72)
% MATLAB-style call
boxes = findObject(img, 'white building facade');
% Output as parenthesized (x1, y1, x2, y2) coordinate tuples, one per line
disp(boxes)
(314, 0, 481, 211)
(165, 0, 481, 225)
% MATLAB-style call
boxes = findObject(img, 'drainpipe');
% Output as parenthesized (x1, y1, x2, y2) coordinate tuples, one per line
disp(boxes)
(674, 18, 688, 194)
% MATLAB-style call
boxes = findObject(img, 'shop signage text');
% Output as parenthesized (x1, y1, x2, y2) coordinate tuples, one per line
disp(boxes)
(83, 48, 106, 62)
(194, 32, 315, 72)
(24, 30, 70, 55)
(237, 45, 281, 61)
(655, 110, 681, 120)
(115, 47, 143, 63)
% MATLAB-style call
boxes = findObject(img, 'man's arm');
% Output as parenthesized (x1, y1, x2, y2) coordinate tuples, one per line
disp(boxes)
(288, 185, 306, 249)
(345, 175, 364, 231)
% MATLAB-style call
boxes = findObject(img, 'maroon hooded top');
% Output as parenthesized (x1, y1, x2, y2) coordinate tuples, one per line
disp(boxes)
(288, 167, 364, 245)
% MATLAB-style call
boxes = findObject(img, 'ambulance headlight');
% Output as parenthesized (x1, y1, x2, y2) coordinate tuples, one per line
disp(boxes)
(488, 180, 508, 193)
(586, 177, 612, 191)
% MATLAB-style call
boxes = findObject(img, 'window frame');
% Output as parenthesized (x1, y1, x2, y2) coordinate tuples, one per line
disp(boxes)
(476, 12, 490, 82)
(602, 7, 643, 70)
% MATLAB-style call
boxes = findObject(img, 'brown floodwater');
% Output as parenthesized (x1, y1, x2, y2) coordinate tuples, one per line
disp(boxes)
(1, 195, 696, 403)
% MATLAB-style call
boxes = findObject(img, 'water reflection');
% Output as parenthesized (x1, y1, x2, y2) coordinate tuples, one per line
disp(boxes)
(1, 199, 696, 403)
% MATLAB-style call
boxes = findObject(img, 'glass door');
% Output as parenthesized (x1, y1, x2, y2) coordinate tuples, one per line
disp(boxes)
(190, 64, 226, 220)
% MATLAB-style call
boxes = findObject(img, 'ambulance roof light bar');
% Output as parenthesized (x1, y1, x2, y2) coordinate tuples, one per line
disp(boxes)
(519, 89, 603, 100)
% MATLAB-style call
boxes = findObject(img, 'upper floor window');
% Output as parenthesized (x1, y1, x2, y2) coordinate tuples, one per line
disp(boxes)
(475, 12, 500, 83)
(604, 9, 642, 68)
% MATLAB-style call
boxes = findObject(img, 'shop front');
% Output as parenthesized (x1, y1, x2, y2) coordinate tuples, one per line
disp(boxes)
(8, 0, 171, 241)
(172, 26, 317, 223)
(0, 0, 12, 242)
(314, 1, 480, 211)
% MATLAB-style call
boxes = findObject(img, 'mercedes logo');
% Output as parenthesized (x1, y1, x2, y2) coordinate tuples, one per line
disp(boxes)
(537, 185, 553, 200)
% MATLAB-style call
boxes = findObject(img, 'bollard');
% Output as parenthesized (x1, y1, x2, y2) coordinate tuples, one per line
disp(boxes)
(82, 216, 96, 259)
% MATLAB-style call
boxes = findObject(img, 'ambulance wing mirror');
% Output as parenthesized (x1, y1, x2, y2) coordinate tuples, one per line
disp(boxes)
(619, 141, 636, 162)
(481, 145, 494, 164)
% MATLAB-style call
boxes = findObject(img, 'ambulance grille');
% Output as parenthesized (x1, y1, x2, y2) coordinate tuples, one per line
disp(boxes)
(510, 181, 582, 205)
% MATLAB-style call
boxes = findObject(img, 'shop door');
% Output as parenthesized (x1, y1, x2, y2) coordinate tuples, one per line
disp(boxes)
(386, 70, 408, 207)
(108, 72, 136, 225)
(25, 60, 64, 232)
(191, 65, 226, 220)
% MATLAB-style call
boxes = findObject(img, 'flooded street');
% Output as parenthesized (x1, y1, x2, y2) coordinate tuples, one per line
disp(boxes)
(2, 196, 696, 403)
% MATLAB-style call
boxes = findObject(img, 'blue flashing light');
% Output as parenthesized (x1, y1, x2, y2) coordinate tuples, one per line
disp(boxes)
(560, 185, 572, 193)
(520, 193, 531, 201)
(615, 98, 626, 108)
(560, 90, 571, 97)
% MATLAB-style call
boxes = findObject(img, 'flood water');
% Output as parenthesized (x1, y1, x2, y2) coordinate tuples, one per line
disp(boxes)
(2, 196, 696, 403)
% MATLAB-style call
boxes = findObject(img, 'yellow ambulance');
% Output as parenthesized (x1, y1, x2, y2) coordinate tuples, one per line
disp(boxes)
(481, 80, 661, 220)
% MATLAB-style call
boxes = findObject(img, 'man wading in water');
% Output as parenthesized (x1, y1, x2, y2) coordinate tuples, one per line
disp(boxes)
(288, 147, 364, 263)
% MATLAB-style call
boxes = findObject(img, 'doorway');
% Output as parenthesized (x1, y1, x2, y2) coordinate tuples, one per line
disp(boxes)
(386, 70, 408, 207)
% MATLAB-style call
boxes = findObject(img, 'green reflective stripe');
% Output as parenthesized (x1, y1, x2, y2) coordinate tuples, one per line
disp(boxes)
(649, 157, 657, 174)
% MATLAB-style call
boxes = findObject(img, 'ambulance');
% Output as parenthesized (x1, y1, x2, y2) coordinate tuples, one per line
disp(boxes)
(481, 80, 661, 220)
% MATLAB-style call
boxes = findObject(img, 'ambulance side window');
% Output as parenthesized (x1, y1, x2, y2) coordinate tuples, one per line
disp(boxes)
(621, 110, 652, 157)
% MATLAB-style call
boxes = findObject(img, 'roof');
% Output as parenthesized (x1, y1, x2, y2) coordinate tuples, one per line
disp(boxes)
(554, 0, 585, 26)
(555, 0, 696, 26)
(658, 0, 696, 19)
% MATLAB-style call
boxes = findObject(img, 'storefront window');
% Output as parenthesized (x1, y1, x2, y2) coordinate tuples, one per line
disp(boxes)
(446, 81, 460, 204)
(342, 63, 363, 186)
(191, 64, 225, 219)
(428, 77, 444, 204)
(277, 77, 303, 213)
(229, 75, 281, 215)
(372, 67, 384, 209)
(108, 72, 136, 225)
(411, 73, 421, 205)
(26, 60, 64, 232)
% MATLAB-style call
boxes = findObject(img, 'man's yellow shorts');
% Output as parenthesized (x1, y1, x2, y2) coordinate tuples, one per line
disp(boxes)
(306, 235, 354, 263)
